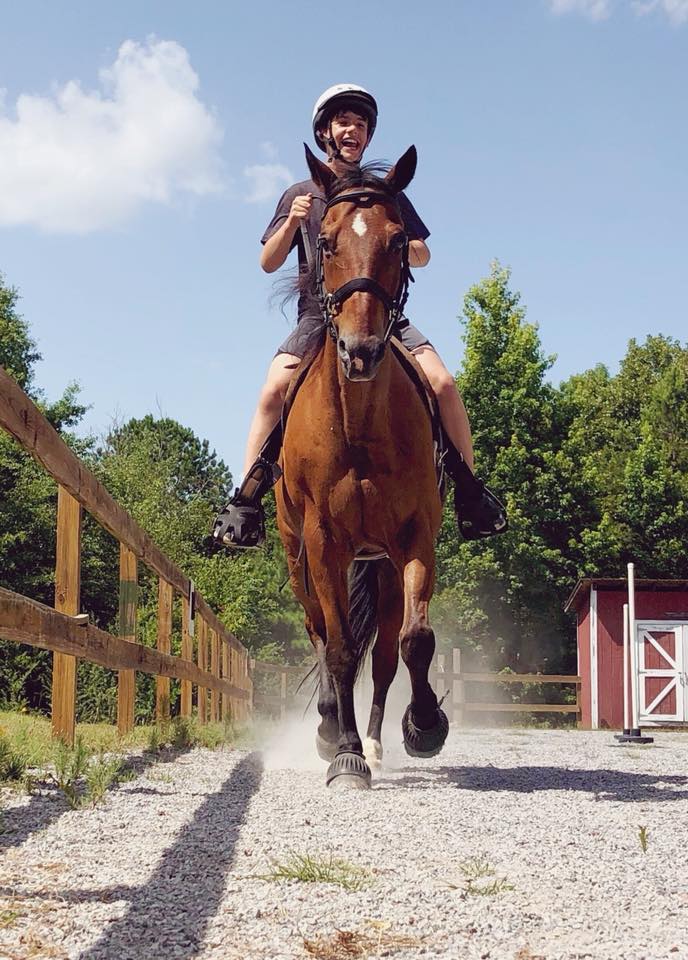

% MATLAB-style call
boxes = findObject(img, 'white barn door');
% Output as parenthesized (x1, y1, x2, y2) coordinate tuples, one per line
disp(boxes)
(635, 621, 687, 725)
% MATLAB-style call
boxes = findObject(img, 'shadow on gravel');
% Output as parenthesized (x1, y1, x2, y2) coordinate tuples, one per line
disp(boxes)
(77, 752, 262, 960)
(383, 765, 688, 802)
(0, 747, 191, 853)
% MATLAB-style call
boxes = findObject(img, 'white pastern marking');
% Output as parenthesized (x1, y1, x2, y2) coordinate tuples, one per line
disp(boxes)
(352, 211, 367, 238)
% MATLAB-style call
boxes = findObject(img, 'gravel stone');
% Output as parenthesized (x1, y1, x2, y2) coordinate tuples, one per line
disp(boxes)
(1, 725, 687, 959)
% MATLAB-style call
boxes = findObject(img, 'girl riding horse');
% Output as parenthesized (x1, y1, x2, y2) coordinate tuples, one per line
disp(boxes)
(212, 84, 506, 550)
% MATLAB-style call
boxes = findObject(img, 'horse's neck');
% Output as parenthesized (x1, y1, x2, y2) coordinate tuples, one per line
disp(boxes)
(322, 336, 392, 443)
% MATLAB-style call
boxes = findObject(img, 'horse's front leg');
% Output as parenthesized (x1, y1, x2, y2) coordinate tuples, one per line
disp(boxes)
(364, 559, 402, 770)
(306, 524, 371, 790)
(398, 548, 449, 758)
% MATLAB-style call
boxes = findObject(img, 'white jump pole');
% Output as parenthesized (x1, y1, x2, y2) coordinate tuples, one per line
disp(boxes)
(628, 562, 640, 736)
(622, 602, 630, 735)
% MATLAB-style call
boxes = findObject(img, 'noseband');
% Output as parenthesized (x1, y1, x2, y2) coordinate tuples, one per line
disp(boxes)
(315, 190, 412, 344)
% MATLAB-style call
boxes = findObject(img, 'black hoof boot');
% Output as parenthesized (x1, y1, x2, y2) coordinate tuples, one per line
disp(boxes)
(326, 752, 372, 790)
(402, 705, 449, 758)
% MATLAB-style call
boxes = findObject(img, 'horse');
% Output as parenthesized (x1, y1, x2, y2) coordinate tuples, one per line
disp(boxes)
(274, 144, 449, 790)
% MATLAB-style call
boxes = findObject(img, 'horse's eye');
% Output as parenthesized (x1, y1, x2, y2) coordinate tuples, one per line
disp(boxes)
(320, 236, 334, 257)
(390, 232, 407, 251)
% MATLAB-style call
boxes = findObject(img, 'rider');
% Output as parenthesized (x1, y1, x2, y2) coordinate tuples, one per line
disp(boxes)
(213, 84, 507, 548)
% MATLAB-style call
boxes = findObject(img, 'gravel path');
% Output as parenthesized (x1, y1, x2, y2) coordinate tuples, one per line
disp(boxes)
(1, 724, 687, 960)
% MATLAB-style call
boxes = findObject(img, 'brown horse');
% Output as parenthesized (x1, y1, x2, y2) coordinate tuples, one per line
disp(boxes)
(275, 145, 449, 790)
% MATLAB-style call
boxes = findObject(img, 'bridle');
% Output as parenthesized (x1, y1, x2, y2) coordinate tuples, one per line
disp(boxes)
(315, 189, 412, 344)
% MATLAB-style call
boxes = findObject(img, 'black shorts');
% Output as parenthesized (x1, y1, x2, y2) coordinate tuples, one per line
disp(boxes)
(275, 314, 432, 358)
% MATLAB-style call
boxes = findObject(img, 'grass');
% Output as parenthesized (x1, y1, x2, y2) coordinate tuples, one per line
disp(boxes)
(260, 852, 372, 892)
(0, 710, 152, 769)
(445, 856, 514, 897)
(0, 709, 239, 812)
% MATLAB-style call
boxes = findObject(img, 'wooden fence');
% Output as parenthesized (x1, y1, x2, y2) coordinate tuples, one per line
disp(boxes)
(253, 648, 582, 725)
(0, 365, 252, 744)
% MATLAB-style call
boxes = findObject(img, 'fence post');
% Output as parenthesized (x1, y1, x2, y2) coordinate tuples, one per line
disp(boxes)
(197, 617, 208, 724)
(576, 680, 582, 729)
(221, 639, 230, 723)
(180, 595, 193, 718)
(280, 668, 288, 721)
(452, 647, 464, 727)
(117, 545, 137, 735)
(52, 486, 82, 745)
(210, 628, 220, 723)
(156, 579, 173, 723)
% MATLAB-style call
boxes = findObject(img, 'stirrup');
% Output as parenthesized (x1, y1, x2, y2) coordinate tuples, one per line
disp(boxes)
(211, 455, 281, 549)
(212, 494, 266, 549)
(454, 479, 508, 541)
(443, 443, 508, 541)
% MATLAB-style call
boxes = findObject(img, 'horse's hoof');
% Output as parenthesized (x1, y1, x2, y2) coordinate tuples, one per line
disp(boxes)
(326, 751, 372, 790)
(402, 705, 449, 758)
(362, 737, 383, 771)
(316, 732, 338, 762)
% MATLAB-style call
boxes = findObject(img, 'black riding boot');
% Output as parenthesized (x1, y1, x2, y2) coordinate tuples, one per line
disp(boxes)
(444, 442, 508, 541)
(212, 424, 283, 549)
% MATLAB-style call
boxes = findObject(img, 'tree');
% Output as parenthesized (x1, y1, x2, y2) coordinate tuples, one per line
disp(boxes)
(0, 274, 93, 709)
(435, 263, 582, 671)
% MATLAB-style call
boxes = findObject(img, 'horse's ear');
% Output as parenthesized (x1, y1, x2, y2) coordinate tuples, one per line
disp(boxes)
(304, 143, 337, 194)
(384, 145, 417, 195)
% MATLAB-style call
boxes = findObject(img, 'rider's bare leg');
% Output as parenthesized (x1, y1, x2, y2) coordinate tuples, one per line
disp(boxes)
(242, 352, 300, 476)
(412, 345, 474, 470)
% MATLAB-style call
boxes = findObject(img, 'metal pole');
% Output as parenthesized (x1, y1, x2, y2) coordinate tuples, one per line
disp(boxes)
(622, 603, 630, 735)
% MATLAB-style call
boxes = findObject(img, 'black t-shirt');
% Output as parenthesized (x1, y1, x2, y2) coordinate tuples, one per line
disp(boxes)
(261, 178, 430, 319)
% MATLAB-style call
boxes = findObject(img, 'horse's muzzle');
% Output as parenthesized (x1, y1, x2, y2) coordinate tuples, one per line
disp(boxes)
(337, 334, 386, 381)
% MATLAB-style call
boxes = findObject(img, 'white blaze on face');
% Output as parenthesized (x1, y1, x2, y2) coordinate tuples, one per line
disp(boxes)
(351, 210, 367, 238)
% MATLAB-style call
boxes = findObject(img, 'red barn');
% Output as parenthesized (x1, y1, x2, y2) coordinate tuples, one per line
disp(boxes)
(565, 578, 688, 730)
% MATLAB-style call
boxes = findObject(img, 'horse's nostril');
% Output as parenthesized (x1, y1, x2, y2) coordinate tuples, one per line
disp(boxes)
(338, 339, 346, 353)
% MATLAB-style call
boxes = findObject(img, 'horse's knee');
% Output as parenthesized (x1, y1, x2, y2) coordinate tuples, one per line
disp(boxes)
(400, 622, 435, 670)
(318, 689, 337, 720)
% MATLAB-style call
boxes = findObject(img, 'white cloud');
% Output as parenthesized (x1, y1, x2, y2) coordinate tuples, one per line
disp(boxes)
(548, 0, 614, 20)
(632, 0, 688, 22)
(0, 38, 224, 233)
(549, 0, 688, 21)
(243, 142, 293, 204)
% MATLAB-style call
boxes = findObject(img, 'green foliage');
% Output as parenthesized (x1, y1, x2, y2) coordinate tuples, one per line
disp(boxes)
(51, 737, 124, 808)
(0, 731, 27, 782)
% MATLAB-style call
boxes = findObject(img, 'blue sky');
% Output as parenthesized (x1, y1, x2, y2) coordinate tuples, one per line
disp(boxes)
(1, 0, 686, 481)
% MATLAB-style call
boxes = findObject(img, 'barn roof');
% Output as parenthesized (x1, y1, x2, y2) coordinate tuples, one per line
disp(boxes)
(564, 578, 688, 614)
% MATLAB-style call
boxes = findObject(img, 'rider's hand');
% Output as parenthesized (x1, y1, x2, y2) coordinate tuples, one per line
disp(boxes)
(288, 193, 313, 225)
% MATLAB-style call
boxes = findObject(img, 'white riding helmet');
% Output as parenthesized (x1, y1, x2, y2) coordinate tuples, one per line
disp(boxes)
(311, 83, 378, 153)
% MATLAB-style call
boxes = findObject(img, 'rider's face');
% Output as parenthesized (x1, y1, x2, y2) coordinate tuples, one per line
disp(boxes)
(326, 111, 369, 163)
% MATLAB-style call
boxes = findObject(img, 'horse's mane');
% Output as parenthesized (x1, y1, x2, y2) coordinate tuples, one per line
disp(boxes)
(275, 161, 394, 339)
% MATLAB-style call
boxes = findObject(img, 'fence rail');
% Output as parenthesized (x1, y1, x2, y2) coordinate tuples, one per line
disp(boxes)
(253, 649, 582, 725)
(0, 364, 252, 744)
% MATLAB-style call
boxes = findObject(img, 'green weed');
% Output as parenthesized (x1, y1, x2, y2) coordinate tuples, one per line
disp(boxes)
(0, 731, 27, 783)
(638, 825, 649, 854)
(261, 852, 372, 891)
(50, 737, 125, 809)
(450, 856, 514, 896)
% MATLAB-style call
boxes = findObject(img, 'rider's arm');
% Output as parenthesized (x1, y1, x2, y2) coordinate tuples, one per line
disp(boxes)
(260, 217, 300, 273)
(409, 239, 430, 268)
(260, 192, 314, 273)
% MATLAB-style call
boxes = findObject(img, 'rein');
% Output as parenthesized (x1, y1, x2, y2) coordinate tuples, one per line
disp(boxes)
(315, 189, 412, 344)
